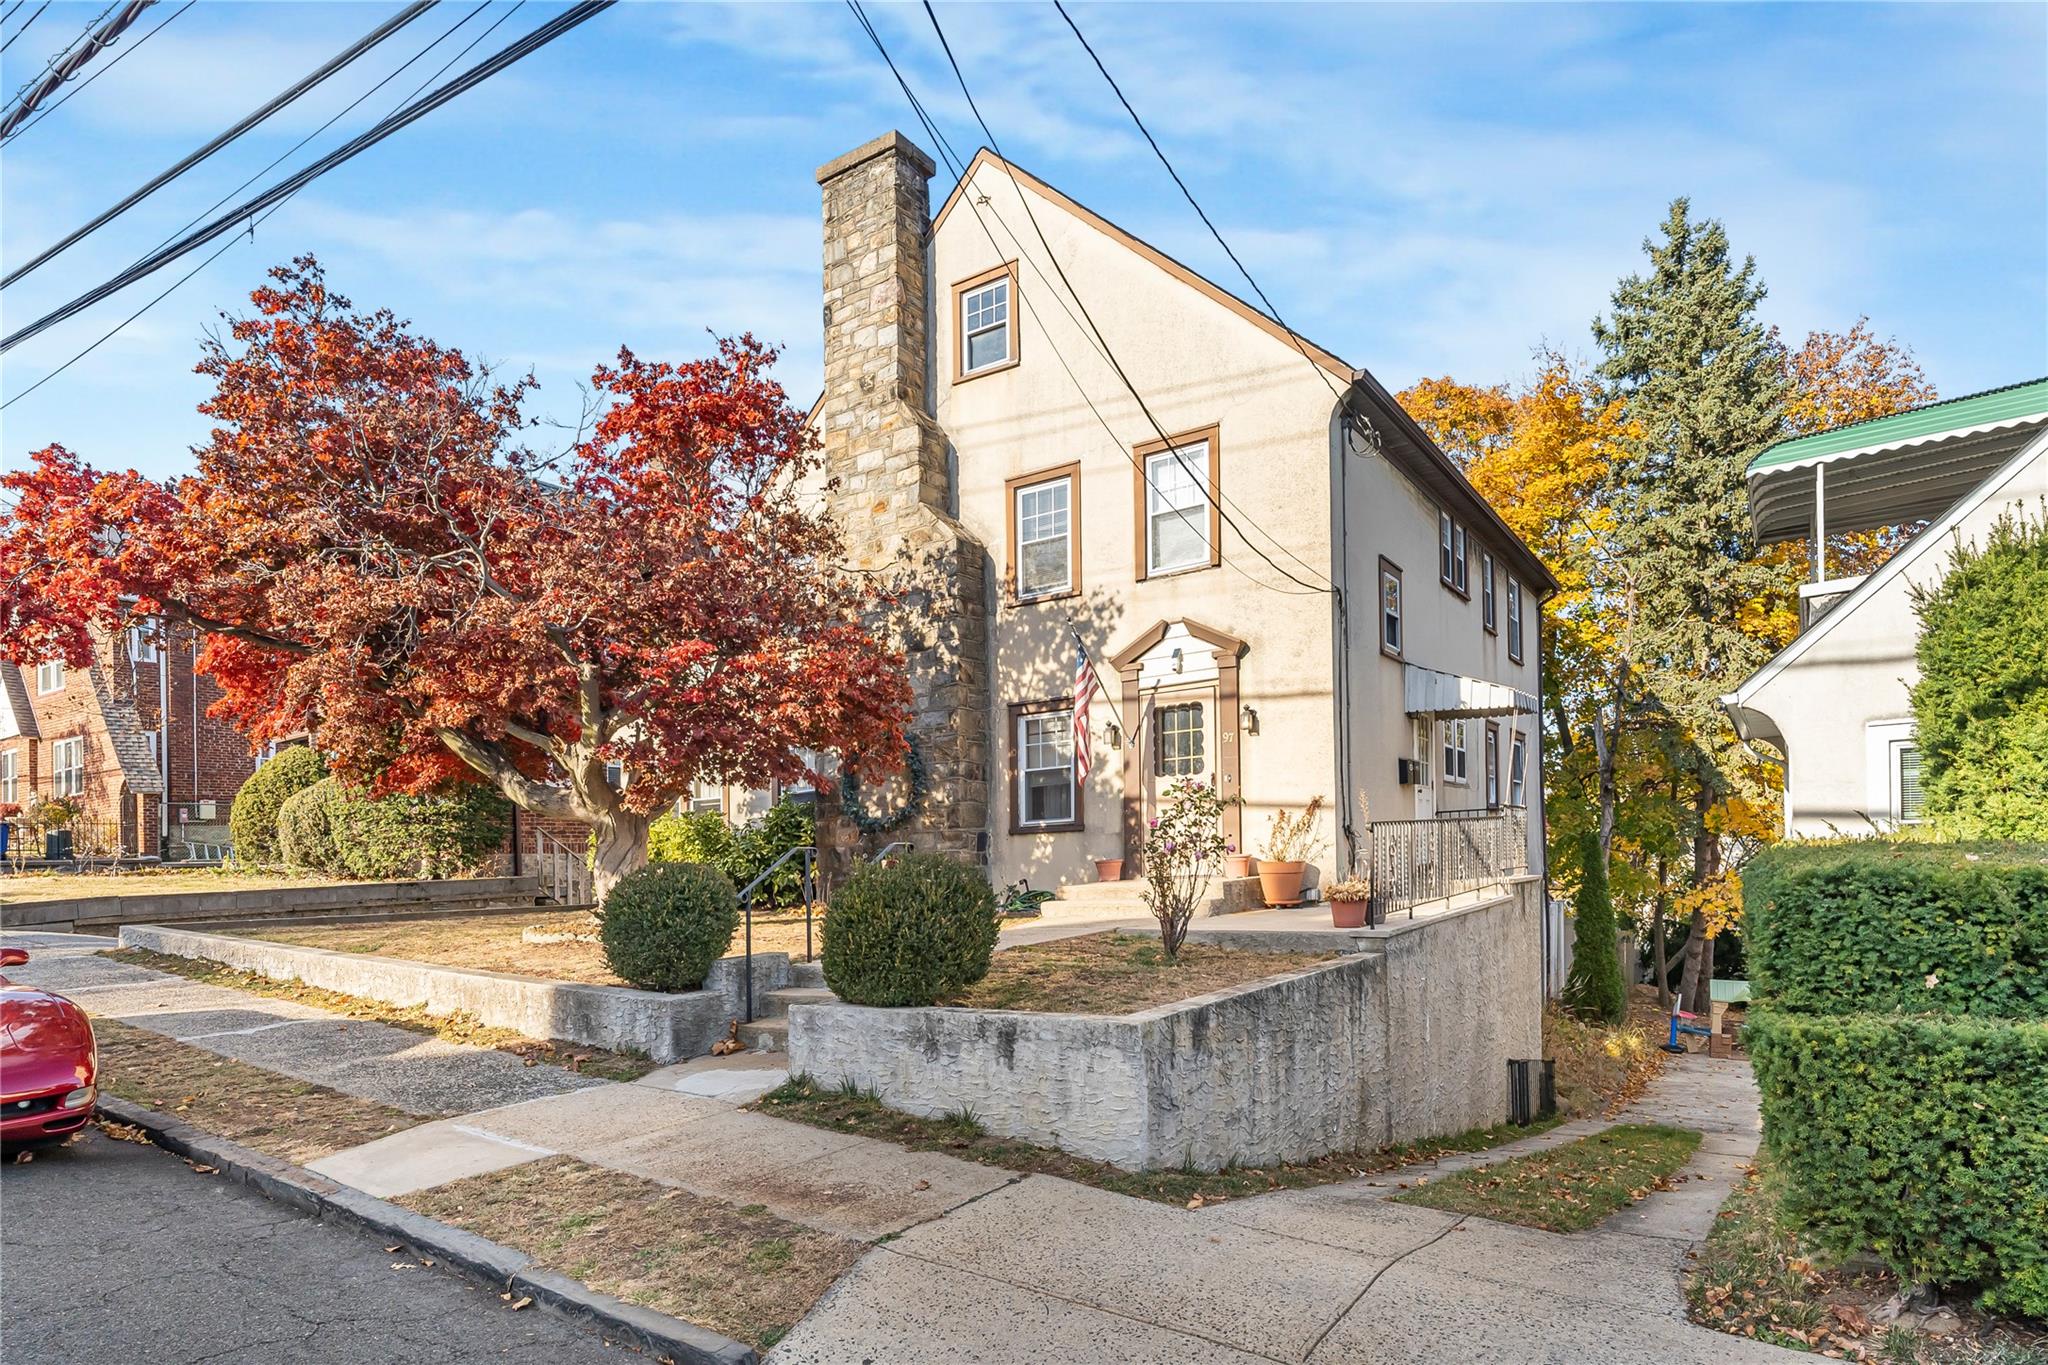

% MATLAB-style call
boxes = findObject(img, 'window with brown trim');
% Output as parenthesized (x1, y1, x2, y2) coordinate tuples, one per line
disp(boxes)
(952, 262, 1019, 381)
(1378, 557, 1403, 658)
(1134, 426, 1221, 580)
(1008, 699, 1083, 833)
(1005, 463, 1080, 602)
(1481, 552, 1497, 634)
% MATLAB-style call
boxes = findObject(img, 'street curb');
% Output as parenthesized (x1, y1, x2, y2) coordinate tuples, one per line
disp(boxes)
(95, 1097, 757, 1365)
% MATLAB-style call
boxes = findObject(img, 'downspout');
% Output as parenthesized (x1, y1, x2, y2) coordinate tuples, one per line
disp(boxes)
(1333, 398, 1356, 873)
(191, 631, 200, 808)
(157, 618, 169, 859)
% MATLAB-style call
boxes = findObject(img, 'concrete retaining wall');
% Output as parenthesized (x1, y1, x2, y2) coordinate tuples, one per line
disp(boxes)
(117, 923, 787, 1064)
(789, 877, 1543, 1171)
(5, 875, 544, 935)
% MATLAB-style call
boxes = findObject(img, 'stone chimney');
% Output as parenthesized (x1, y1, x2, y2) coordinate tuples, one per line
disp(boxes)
(814, 131, 990, 871)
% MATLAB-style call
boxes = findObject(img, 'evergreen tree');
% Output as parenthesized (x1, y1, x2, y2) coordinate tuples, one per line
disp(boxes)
(1594, 199, 1788, 1011)
(1563, 829, 1625, 1024)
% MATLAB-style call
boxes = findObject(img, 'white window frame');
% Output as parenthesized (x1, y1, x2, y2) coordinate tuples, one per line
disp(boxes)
(128, 624, 160, 663)
(1014, 472, 1074, 600)
(52, 736, 85, 798)
(1379, 559, 1403, 657)
(1508, 731, 1528, 807)
(1485, 726, 1500, 807)
(959, 273, 1014, 377)
(1452, 524, 1469, 594)
(1438, 510, 1455, 584)
(1891, 739, 1925, 826)
(1507, 578, 1525, 663)
(1, 750, 16, 804)
(35, 660, 63, 694)
(1016, 708, 1077, 829)
(1481, 552, 1497, 633)
(1154, 701, 1206, 778)
(1442, 720, 1470, 786)
(1143, 442, 1212, 576)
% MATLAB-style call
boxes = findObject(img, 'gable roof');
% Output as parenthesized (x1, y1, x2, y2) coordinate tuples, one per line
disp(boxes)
(930, 148, 1558, 598)
(1724, 421, 2048, 742)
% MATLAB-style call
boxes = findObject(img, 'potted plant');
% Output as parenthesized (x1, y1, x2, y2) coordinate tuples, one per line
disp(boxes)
(1256, 796, 1325, 907)
(1222, 841, 1254, 880)
(1324, 876, 1373, 929)
(1093, 856, 1125, 882)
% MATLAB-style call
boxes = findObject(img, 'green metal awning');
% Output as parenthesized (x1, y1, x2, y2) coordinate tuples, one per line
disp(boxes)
(1748, 378, 2048, 545)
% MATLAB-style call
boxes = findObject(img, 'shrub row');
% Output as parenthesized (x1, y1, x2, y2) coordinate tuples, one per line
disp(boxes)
(1744, 841, 2048, 1019)
(275, 775, 510, 881)
(228, 745, 326, 864)
(647, 800, 813, 909)
(1746, 1009, 2048, 1318)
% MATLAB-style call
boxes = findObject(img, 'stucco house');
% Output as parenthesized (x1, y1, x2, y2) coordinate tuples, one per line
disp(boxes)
(1723, 379, 2048, 836)
(1, 617, 258, 860)
(716, 131, 1556, 901)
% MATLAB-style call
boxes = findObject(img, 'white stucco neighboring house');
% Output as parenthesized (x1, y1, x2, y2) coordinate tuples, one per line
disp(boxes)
(1723, 378, 2048, 837)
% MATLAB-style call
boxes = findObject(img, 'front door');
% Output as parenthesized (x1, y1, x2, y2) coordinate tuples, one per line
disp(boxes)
(1140, 684, 1219, 828)
(1412, 716, 1437, 820)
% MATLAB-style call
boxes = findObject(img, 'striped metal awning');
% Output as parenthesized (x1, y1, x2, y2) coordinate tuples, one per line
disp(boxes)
(1402, 664, 1536, 718)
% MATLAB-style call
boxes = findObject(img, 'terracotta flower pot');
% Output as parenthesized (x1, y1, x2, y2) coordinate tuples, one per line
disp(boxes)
(1094, 858, 1125, 882)
(1328, 898, 1367, 930)
(1256, 859, 1308, 907)
(1223, 854, 1254, 879)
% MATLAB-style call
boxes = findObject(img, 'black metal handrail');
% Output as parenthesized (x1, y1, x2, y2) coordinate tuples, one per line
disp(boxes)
(737, 845, 818, 1023)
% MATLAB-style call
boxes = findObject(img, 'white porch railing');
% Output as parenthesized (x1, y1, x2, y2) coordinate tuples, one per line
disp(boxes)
(533, 828, 592, 906)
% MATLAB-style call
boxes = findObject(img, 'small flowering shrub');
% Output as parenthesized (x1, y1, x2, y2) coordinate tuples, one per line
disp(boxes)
(1142, 779, 1229, 960)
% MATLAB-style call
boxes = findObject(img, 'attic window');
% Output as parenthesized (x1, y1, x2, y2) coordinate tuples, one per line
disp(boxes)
(955, 263, 1019, 380)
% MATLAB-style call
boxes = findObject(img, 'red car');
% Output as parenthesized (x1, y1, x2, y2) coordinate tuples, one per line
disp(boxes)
(0, 947, 98, 1147)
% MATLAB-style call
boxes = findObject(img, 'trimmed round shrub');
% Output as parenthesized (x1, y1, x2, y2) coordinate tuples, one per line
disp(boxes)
(228, 745, 325, 865)
(821, 853, 999, 1007)
(276, 777, 346, 874)
(598, 862, 741, 992)
(329, 782, 511, 881)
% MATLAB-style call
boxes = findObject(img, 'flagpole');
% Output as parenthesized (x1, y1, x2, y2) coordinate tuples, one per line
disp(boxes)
(1067, 620, 1128, 737)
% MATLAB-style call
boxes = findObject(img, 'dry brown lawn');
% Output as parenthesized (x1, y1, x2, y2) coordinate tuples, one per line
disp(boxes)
(1545, 984, 1674, 1118)
(239, 907, 824, 986)
(93, 1018, 420, 1161)
(943, 932, 1337, 1015)
(2, 869, 346, 904)
(402, 1156, 863, 1351)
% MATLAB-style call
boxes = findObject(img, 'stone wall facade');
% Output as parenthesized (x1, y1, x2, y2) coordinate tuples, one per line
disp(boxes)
(789, 878, 1546, 1170)
(811, 132, 991, 877)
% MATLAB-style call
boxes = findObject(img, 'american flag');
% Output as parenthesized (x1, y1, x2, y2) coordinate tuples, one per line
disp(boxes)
(1072, 634, 1097, 782)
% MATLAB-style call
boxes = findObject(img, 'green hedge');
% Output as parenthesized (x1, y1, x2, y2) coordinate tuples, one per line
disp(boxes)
(1744, 841, 2048, 1019)
(276, 777, 345, 873)
(228, 746, 325, 864)
(1747, 1009, 2048, 1317)
(646, 799, 813, 909)
(269, 777, 509, 881)
(822, 853, 999, 1007)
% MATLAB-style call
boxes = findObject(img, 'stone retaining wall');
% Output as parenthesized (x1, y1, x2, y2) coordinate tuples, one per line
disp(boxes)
(5, 875, 544, 935)
(117, 923, 787, 1064)
(789, 878, 1542, 1170)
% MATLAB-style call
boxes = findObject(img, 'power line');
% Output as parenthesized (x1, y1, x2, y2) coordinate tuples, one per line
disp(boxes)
(844, 1, 1324, 599)
(1, 0, 612, 354)
(916, 0, 1332, 595)
(2, 1, 513, 410)
(1, 1, 147, 139)
(0, 0, 188, 147)
(0, 1, 44, 53)
(1, 2, 73, 62)
(3, 1, 434, 284)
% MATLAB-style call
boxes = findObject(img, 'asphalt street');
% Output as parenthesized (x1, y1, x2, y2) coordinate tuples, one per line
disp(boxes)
(0, 1124, 628, 1364)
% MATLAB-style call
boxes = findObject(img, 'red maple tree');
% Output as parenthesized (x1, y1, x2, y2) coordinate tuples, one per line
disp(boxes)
(0, 258, 910, 895)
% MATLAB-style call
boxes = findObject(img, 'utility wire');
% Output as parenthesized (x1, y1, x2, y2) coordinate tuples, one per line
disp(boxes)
(845, 1, 1324, 599)
(0, 1, 42, 52)
(1, 2, 75, 65)
(1, 0, 525, 406)
(0, 0, 187, 147)
(3, 1, 434, 284)
(917, 0, 1332, 595)
(1, 1, 147, 139)
(1, 0, 612, 353)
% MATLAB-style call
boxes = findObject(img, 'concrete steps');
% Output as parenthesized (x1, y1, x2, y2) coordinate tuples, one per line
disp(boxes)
(740, 975, 839, 1054)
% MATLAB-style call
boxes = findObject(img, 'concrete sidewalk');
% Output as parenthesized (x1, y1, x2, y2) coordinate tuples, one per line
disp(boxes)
(12, 930, 1795, 1363)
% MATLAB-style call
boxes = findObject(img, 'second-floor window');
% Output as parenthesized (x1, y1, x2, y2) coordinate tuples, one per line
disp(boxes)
(1139, 433, 1217, 577)
(1507, 578, 1525, 663)
(955, 263, 1017, 379)
(1442, 720, 1470, 785)
(129, 624, 160, 663)
(52, 736, 84, 798)
(1011, 468, 1076, 600)
(1438, 511, 1468, 594)
(1481, 553, 1497, 633)
(35, 660, 63, 694)
(1379, 559, 1403, 658)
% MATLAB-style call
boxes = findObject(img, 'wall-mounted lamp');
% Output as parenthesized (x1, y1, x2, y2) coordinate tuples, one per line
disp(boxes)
(1169, 647, 1185, 674)
(1240, 704, 1260, 736)
(1106, 722, 1123, 750)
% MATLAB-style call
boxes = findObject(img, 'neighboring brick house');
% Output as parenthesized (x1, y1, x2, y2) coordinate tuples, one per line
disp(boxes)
(1, 618, 258, 860)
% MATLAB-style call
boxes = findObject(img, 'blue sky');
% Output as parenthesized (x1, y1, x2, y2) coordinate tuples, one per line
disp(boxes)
(3, 1, 2043, 482)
